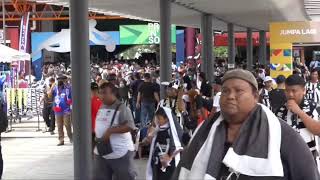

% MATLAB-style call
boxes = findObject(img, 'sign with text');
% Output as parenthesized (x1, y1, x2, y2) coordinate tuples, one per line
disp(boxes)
(270, 21, 320, 43)
(120, 23, 176, 45)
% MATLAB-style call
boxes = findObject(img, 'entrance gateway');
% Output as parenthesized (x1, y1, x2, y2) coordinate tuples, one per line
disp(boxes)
(270, 21, 320, 78)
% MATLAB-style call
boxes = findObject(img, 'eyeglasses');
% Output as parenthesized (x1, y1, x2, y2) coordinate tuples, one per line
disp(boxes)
(220, 171, 240, 180)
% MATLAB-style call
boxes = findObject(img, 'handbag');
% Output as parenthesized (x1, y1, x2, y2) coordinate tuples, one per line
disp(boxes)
(96, 103, 122, 156)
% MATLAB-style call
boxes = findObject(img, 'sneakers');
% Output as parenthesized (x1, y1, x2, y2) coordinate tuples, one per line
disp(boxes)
(57, 141, 64, 146)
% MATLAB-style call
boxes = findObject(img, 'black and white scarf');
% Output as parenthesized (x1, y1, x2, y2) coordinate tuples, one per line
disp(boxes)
(159, 97, 182, 126)
(306, 82, 320, 104)
(146, 107, 183, 180)
(276, 98, 320, 171)
(173, 104, 284, 179)
(159, 97, 179, 116)
(260, 88, 272, 110)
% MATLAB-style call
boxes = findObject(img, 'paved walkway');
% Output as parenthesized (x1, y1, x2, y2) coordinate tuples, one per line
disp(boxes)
(1, 119, 147, 180)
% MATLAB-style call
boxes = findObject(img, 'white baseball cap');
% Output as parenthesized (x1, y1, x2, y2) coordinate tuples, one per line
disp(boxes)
(264, 76, 273, 83)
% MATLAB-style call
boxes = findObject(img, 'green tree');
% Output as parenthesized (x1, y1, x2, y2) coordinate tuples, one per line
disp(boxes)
(213, 47, 228, 58)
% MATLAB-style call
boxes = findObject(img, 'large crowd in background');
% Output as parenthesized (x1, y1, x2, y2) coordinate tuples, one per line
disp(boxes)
(36, 57, 320, 180)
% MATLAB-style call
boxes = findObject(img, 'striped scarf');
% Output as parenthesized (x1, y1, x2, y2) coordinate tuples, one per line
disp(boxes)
(260, 88, 271, 110)
(275, 99, 320, 169)
(306, 82, 320, 104)
(160, 98, 178, 115)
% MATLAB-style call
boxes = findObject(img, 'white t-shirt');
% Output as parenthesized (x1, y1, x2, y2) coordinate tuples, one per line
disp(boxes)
(94, 102, 135, 159)
(213, 92, 221, 112)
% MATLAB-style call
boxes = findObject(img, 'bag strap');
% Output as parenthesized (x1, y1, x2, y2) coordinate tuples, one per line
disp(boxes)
(110, 103, 122, 127)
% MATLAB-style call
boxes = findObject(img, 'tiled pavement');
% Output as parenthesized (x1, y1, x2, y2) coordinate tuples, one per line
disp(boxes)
(1, 119, 147, 180)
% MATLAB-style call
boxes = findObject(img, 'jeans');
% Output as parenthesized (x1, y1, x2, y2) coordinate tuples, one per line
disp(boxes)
(140, 102, 156, 128)
(92, 151, 137, 180)
(132, 99, 141, 125)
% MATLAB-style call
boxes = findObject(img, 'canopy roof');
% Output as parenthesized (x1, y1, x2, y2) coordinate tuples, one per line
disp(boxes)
(0, 44, 31, 63)
(29, 0, 309, 31)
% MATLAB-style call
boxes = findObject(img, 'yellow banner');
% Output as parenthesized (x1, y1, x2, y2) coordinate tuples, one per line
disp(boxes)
(270, 43, 292, 78)
(270, 21, 320, 43)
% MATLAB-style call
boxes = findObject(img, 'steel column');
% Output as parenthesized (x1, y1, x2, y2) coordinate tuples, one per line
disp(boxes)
(228, 23, 235, 68)
(246, 28, 253, 71)
(259, 30, 267, 66)
(69, 0, 91, 179)
(159, 0, 172, 99)
(201, 13, 213, 82)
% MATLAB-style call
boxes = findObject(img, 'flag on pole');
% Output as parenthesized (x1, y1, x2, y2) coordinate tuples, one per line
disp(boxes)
(18, 12, 30, 74)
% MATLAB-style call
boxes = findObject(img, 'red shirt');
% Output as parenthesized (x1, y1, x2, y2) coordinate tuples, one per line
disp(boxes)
(91, 96, 102, 132)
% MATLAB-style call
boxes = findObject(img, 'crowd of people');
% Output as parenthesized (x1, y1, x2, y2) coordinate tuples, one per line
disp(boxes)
(37, 57, 320, 180)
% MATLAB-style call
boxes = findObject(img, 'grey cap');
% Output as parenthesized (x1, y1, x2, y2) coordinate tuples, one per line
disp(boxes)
(222, 69, 258, 90)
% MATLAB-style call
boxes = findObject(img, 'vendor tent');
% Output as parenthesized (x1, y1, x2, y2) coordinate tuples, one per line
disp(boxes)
(0, 44, 31, 63)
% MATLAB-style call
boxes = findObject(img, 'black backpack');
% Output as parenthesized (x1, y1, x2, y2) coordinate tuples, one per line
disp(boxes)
(0, 104, 8, 133)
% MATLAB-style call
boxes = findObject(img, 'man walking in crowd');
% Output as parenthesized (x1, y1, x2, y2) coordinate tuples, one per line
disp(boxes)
(269, 75, 287, 112)
(310, 58, 320, 70)
(52, 74, 73, 146)
(276, 74, 320, 171)
(42, 77, 56, 135)
(209, 79, 222, 118)
(173, 69, 319, 180)
(91, 82, 102, 151)
(259, 76, 273, 110)
(199, 72, 212, 98)
(305, 69, 320, 104)
(159, 82, 183, 119)
(130, 73, 143, 124)
(93, 82, 136, 180)
(136, 73, 159, 128)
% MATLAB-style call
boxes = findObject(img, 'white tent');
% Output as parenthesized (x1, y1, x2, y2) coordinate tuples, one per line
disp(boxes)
(0, 44, 31, 63)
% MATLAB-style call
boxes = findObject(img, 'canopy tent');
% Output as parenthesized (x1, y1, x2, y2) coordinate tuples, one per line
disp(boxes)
(0, 44, 31, 63)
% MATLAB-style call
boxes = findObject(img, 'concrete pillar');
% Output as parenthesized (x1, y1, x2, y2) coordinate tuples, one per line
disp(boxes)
(228, 23, 235, 68)
(201, 13, 213, 82)
(259, 30, 267, 66)
(246, 28, 253, 71)
(159, 0, 172, 99)
(69, 0, 91, 179)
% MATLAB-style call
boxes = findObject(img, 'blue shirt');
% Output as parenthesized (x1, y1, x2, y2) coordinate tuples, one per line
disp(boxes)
(52, 85, 72, 116)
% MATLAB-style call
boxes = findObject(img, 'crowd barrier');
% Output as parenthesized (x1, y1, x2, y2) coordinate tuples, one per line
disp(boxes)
(5, 88, 43, 132)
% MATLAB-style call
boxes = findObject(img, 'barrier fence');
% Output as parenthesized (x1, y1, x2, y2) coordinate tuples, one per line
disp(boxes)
(5, 88, 43, 132)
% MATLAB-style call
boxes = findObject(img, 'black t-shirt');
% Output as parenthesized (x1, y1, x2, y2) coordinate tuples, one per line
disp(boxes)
(131, 79, 143, 99)
(218, 142, 232, 179)
(269, 89, 287, 112)
(139, 82, 157, 103)
(195, 95, 213, 112)
(183, 75, 192, 90)
(200, 81, 212, 98)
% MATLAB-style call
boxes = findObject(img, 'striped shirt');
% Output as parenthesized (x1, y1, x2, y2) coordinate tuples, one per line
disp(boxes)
(306, 82, 320, 104)
(259, 88, 272, 110)
(275, 99, 320, 166)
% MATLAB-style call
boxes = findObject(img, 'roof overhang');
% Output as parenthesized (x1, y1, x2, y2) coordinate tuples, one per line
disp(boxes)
(28, 0, 309, 31)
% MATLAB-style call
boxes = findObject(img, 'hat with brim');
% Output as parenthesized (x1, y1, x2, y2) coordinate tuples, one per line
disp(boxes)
(264, 76, 273, 83)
